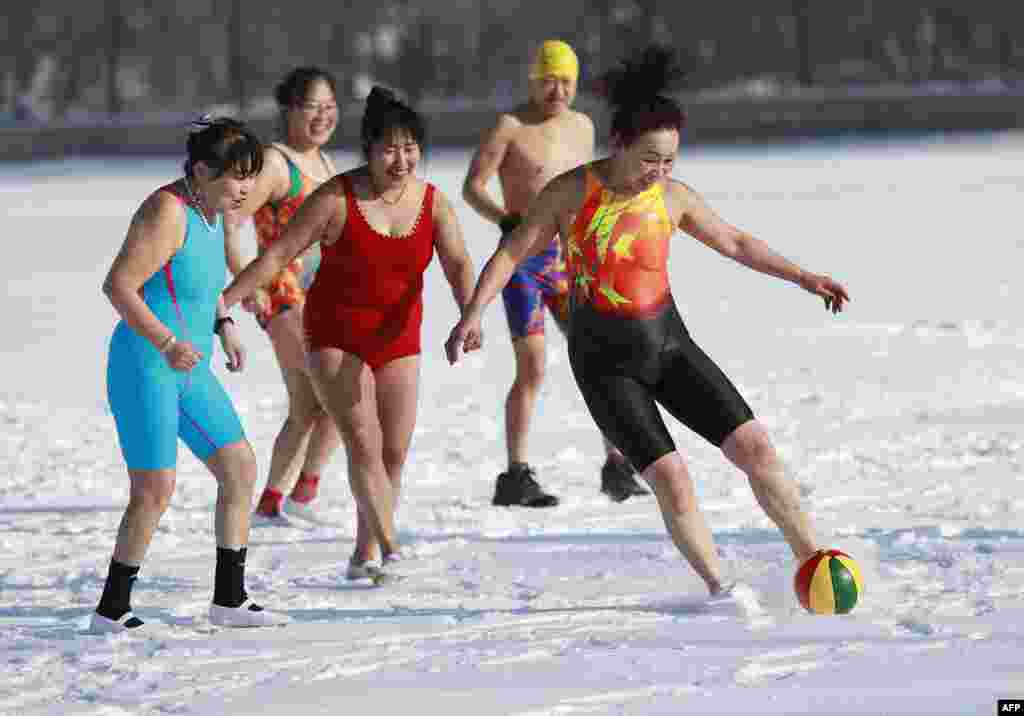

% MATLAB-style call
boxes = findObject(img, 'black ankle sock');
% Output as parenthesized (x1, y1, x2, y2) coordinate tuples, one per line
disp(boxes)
(96, 559, 140, 620)
(213, 546, 248, 608)
(508, 461, 529, 474)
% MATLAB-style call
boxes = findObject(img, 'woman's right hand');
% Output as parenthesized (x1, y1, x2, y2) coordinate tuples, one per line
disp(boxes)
(444, 312, 483, 365)
(164, 340, 203, 372)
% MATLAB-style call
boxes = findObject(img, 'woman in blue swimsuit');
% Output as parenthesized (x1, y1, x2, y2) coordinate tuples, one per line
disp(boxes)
(93, 118, 286, 632)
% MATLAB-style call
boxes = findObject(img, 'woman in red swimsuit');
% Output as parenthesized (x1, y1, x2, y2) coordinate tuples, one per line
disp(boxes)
(225, 67, 343, 522)
(224, 87, 476, 581)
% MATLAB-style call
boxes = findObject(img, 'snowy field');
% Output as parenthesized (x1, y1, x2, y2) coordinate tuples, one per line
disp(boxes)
(1, 133, 1023, 715)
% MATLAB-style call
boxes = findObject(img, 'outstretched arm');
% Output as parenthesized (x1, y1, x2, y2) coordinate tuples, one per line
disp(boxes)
(223, 212, 270, 315)
(468, 174, 565, 314)
(462, 114, 514, 225)
(677, 183, 850, 313)
(223, 179, 341, 309)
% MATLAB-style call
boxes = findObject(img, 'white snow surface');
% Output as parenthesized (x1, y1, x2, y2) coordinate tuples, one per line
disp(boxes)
(1, 134, 1023, 714)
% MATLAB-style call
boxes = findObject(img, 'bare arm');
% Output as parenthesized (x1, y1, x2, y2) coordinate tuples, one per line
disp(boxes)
(102, 191, 186, 350)
(236, 145, 291, 219)
(676, 181, 849, 312)
(462, 114, 515, 225)
(223, 212, 249, 277)
(223, 213, 272, 315)
(462, 170, 573, 320)
(224, 145, 290, 306)
(583, 114, 597, 160)
(432, 189, 476, 314)
(222, 179, 342, 309)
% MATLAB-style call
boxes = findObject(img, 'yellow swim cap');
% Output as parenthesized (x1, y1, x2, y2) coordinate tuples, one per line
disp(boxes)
(529, 40, 579, 81)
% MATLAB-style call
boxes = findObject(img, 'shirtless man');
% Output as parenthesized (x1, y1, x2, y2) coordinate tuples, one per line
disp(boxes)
(463, 39, 648, 506)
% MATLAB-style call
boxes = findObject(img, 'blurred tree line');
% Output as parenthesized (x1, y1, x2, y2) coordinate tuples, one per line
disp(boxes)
(2, 0, 1022, 124)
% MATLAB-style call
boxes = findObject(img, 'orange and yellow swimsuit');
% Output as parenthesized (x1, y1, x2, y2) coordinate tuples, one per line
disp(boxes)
(251, 148, 327, 329)
(566, 169, 675, 319)
(564, 168, 754, 472)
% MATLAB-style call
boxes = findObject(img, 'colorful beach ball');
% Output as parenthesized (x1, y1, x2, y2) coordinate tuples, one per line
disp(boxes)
(794, 549, 862, 615)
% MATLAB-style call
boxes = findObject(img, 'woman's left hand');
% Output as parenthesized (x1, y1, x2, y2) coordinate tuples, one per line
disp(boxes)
(219, 323, 246, 372)
(799, 273, 850, 314)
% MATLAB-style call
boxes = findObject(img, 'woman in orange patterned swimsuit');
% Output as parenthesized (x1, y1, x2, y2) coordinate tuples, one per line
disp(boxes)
(448, 47, 852, 599)
(226, 68, 343, 520)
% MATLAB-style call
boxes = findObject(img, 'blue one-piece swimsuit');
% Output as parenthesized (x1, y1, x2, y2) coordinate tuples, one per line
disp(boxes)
(106, 185, 245, 471)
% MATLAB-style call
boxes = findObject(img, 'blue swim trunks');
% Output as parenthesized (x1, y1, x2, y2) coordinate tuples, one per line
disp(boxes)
(501, 236, 570, 339)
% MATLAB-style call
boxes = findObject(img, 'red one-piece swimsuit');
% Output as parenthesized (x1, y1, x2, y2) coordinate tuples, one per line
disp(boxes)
(304, 175, 436, 370)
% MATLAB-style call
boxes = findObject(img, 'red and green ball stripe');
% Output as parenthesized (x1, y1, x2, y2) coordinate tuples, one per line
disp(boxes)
(794, 549, 862, 614)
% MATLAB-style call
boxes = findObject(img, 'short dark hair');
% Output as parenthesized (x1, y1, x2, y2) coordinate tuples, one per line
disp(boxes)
(184, 117, 264, 179)
(274, 66, 339, 109)
(600, 46, 687, 147)
(360, 86, 427, 159)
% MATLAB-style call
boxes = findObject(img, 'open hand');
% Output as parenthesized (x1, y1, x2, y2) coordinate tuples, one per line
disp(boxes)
(800, 273, 850, 314)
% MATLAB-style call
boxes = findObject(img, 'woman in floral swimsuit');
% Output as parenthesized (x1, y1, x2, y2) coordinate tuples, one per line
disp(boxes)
(225, 67, 343, 521)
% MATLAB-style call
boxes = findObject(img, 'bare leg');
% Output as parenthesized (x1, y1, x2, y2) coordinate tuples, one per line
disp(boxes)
(308, 348, 398, 563)
(505, 334, 547, 466)
(93, 468, 178, 626)
(111, 468, 177, 565)
(300, 411, 342, 477)
(263, 311, 340, 498)
(205, 440, 260, 549)
(721, 420, 818, 563)
(373, 356, 421, 545)
(348, 450, 378, 563)
(204, 440, 286, 624)
(642, 451, 724, 593)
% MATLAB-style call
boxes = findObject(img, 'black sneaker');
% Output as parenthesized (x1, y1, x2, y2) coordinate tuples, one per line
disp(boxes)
(492, 465, 559, 507)
(600, 457, 649, 502)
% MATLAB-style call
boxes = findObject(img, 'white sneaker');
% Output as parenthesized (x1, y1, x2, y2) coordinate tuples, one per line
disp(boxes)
(88, 611, 144, 634)
(208, 599, 289, 627)
(708, 582, 764, 617)
(345, 558, 402, 585)
(707, 581, 738, 602)
(345, 559, 383, 581)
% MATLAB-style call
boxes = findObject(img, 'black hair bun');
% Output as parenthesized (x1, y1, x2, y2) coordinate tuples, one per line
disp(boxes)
(367, 86, 399, 110)
(603, 46, 684, 107)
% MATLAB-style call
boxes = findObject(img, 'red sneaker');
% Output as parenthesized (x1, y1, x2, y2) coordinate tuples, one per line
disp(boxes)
(255, 487, 284, 517)
(289, 473, 320, 504)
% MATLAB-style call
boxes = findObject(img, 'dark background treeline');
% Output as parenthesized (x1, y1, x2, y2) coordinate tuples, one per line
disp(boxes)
(4, 0, 1022, 124)
(2, 0, 1023, 158)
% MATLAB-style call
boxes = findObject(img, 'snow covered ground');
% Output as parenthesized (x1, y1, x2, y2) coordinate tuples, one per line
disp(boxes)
(1, 133, 1022, 714)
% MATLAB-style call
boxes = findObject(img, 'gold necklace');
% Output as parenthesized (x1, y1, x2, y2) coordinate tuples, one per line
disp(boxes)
(369, 173, 409, 206)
